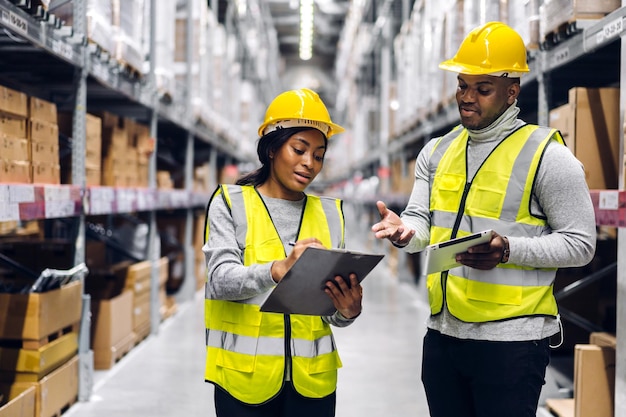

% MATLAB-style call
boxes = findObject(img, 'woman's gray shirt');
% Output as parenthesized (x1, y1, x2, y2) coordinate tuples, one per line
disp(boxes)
(203, 192, 355, 327)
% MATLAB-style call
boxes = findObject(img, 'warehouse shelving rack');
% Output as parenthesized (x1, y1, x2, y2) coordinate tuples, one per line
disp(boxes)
(0, 0, 258, 401)
(331, 4, 626, 415)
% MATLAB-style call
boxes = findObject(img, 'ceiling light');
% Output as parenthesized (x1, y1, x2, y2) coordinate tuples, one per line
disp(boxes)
(299, 0, 314, 61)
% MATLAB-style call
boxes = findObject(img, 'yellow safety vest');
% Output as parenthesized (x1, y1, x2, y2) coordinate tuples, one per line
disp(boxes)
(427, 124, 562, 322)
(204, 184, 345, 404)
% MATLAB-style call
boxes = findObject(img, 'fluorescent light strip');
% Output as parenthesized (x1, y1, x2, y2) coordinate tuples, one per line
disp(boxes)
(299, 0, 314, 60)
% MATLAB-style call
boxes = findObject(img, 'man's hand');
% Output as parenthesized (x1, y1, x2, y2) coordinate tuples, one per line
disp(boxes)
(371, 201, 415, 246)
(455, 231, 508, 270)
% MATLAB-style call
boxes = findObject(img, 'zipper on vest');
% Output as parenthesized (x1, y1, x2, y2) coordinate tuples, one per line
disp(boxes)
(443, 181, 473, 310)
(284, 314, 292, 380)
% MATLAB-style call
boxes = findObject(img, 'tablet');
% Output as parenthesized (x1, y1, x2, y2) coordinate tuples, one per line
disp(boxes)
(423, 230, 493, 274)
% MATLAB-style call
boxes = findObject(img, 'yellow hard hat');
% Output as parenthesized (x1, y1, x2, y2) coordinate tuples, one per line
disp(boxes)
(257, 88, 345, 138)
(439, 21, 529, 77)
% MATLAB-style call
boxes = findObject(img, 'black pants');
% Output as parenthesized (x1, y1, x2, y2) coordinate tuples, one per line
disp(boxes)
(421, 328, 550, 417)
(214, 382, 336, 417)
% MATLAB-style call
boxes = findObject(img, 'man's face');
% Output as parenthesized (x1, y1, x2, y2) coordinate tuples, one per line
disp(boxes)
(455, 74, 520, 130)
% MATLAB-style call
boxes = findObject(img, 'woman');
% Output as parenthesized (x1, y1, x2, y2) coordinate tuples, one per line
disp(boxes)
(203, 88, 363, 417)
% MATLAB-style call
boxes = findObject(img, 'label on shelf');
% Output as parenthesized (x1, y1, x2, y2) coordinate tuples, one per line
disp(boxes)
(1, 9, 28, 36)
(0, 202, 19, 221)
(598, 191, 619, 210)
(9, 184, 35, 202)
(598, 17, 624, 45)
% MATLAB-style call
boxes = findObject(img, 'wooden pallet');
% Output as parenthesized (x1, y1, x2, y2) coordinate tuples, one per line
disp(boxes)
(93, 332, 135, 370)
(47, 395, 77, 417)
(133, 321, 151, 346)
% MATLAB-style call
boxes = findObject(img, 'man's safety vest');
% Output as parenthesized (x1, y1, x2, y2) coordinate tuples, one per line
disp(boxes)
(427, 124, 563, 323)
(204, 184, 345, 404)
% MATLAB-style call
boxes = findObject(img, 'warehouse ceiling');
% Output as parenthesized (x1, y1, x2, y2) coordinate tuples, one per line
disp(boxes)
(215, 0, 351, 100)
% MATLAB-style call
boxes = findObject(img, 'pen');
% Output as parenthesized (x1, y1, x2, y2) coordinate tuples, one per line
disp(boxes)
(288, 241, 296, 246)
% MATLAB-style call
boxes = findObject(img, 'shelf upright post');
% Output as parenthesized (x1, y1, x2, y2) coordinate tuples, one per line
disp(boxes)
(70, 0, 93, 402)
(148, 0, 161, 336)
(379, 9, 392, 195)
(179, 0, 197, 302)
(536, 49, 551, 127)
(609, 37, 624, 417)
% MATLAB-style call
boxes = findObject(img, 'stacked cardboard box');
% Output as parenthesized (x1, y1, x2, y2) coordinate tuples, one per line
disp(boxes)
(193, 213, 207, 292)
(549, 87, 620, 190)
(0, 280, 82, 417)
(157, 257, 175, 321)
(0, 85, 30, 183)
(84, 240, 136, 370)
(546, 332, 616, 417)
(540, 0, 621, 41)
(124, 261, 153, 343)
(0, 385, 35, 417)
(126, 119, 152, 188)
(28, 97, 59, 184)
(58, 112, 103, 186)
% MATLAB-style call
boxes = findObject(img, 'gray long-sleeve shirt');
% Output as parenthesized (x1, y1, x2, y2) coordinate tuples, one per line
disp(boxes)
(400, 104, 597, 341)
(202, 192, 355, 328)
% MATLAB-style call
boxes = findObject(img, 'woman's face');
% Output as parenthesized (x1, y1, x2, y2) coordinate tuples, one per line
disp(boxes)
(263, 129, 326, 200)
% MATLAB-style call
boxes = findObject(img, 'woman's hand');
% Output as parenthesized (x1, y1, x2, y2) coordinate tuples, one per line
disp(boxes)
(324, 273, 362, 319)
(270, 238, 324, 283)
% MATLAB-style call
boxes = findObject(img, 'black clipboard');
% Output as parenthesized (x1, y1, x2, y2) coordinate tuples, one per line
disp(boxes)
(260, 247, 384, 316)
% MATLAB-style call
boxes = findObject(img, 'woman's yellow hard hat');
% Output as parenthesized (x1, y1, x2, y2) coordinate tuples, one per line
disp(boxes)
(439, 21, 529, 77)
(258, 88, 345, 138)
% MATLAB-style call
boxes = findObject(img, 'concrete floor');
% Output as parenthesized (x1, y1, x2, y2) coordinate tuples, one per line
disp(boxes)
(64, 256, 432, 416)
(63, 203, 569, 416)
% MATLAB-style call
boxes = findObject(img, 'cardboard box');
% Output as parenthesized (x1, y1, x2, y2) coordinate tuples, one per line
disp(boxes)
(30, 142, 59, 165)
(31, 162, 60, 185)
(589, 332, 617, 349)
(1, 136, 29, 161)
(574, 344, 615, 417)
(0, 86, 28, 119)
(0, 281, 82, 341)
(0, 115, 27, 138)
(546, 398, 574, 417)
(560, 87, 619, 190)
(90, 290, 133, 350)
(126, 260, 152, 295)
(28, 120, 58, 144)
(10, 355, 78, 417)
(133, 291, 151, 331)
(0, 332, 77, 379)
(27, 98, 57, 124)
(91, 290, 135, 370)
(0, 159, 31, 183)
(93, 331, 135, 370)
(0, 385, 35, 417)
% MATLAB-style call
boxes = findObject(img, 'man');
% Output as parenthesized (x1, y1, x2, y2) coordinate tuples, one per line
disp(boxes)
(371, 21, 596, 417)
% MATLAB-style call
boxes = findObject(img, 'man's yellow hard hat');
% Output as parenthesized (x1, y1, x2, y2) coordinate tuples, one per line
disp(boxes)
(439, 21, 529, 77)
(258, 88, 345, 138)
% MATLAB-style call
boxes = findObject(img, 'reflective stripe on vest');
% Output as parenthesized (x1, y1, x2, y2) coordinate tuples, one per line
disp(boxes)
(427, 125, 561, 322)
(204, 184, 344, 403)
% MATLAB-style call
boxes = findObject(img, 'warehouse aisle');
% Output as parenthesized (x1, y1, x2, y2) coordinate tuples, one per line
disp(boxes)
(64, 202, 432, 417)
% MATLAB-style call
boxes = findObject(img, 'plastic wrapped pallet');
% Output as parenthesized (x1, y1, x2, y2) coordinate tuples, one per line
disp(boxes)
(540, 0, 621, 40)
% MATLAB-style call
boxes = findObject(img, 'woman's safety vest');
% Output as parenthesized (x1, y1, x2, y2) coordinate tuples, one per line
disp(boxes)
(427, 124, 563, 323)
(204, 184, 345, 404)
